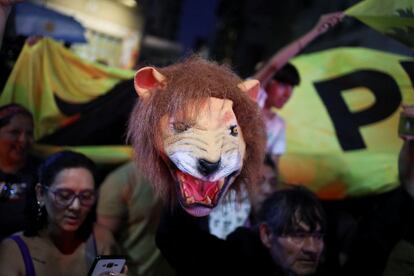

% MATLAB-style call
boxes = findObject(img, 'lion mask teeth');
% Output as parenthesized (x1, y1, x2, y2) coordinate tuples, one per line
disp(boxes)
(177, 171, 224, 207)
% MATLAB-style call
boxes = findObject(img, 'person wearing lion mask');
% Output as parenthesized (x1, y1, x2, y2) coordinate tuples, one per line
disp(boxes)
(127, 56, 267, 275)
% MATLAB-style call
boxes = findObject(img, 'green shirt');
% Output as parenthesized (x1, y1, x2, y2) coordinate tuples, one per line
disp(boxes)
(97, 162, 175, 276)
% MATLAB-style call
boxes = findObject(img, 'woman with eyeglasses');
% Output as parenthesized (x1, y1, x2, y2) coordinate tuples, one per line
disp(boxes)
(0, 150, 125, 276)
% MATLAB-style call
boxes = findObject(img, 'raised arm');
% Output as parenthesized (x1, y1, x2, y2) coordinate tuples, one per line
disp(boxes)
(253, 11, 344, 86)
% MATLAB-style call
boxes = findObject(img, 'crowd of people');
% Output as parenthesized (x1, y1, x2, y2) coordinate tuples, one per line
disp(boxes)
(0, 103, 412, 275)
(0, 2, 413, 276)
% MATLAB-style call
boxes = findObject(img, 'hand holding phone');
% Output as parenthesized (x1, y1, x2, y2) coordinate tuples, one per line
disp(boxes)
(88, 255, 127, 276)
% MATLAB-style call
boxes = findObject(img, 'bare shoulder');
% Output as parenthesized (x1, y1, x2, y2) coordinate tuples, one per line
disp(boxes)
(93, 224, 119, 254)
(0, 234, 26, 275)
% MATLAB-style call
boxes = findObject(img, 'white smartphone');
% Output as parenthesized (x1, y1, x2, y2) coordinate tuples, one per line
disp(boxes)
(88, 255, 126, 276)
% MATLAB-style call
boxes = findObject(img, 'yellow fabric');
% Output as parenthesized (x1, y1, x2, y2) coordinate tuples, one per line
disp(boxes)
(0, 38, 134, 140)
(32, 144, 133, 164)
(346, 0, 414, 50)
(279, 47, 414, 199)
(0, 38, 135, 164)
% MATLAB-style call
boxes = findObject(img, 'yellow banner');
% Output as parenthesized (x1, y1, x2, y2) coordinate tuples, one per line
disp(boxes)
(32, 144, 133, 164)
(280, 47, 414, 199)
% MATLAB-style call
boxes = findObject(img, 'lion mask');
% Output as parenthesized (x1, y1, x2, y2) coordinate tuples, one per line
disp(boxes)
(128, 57, 266, 217)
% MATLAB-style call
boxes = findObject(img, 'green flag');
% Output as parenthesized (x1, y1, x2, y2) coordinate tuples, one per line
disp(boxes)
(346, 0, 414, 50)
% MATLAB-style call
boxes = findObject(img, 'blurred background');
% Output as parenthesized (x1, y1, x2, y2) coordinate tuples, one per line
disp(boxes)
(1, 0, 413, 190)
(2, 0, 413, 86)
(1, 2, 413, 274)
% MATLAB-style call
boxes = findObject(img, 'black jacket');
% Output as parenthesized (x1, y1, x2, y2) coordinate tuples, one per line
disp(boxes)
(156, 206, 280, 276)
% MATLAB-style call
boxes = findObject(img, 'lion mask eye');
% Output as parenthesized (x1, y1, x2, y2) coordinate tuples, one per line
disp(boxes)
(172, 122, 191, 133)
(229, 125, 238, 136)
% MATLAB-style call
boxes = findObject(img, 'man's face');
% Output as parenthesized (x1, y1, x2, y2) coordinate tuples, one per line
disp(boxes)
(264, 220, 324, 276)
(265, 80, 293, 109)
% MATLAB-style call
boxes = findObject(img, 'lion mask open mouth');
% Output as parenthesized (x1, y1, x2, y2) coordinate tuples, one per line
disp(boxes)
(175, 170, 239, 216)
(159, 97, 245, 217)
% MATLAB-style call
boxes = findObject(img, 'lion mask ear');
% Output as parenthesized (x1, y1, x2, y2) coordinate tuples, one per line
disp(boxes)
(134, 67, 167, 99)
(238, 79, 260, 102)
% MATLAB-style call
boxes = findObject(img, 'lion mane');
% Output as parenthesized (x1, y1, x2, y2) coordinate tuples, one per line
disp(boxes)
(128, 56, 266, 205)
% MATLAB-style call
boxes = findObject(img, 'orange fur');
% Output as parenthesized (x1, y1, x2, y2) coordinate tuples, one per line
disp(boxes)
(127, 56, 266, 204)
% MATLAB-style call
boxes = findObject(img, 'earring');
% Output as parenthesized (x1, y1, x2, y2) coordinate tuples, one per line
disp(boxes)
(37, 200, 44, 220)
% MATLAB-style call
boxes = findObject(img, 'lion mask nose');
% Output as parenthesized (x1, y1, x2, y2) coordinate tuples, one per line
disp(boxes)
(197, 158, 221, 176)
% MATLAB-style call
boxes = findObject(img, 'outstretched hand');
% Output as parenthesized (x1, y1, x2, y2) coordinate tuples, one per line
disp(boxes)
(313, 11, 345, 35)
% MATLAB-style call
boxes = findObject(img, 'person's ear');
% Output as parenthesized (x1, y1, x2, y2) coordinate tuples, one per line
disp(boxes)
(238, 79, 260, 102)
(35, 183, 45, 202)
(259, 223, 273, 249)
(134, 67, 167, 99)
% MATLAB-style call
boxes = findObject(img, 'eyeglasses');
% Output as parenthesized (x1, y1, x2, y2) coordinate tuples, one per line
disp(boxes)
(43, 186, 97, 208)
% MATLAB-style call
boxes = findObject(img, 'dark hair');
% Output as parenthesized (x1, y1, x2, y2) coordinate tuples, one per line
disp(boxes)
(258, 185, 326, 236)
(0, 103, 33, 129)
(24, 151, 97, 239)
(272, 63, 300, 86)
(38, 151, 96, 189)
